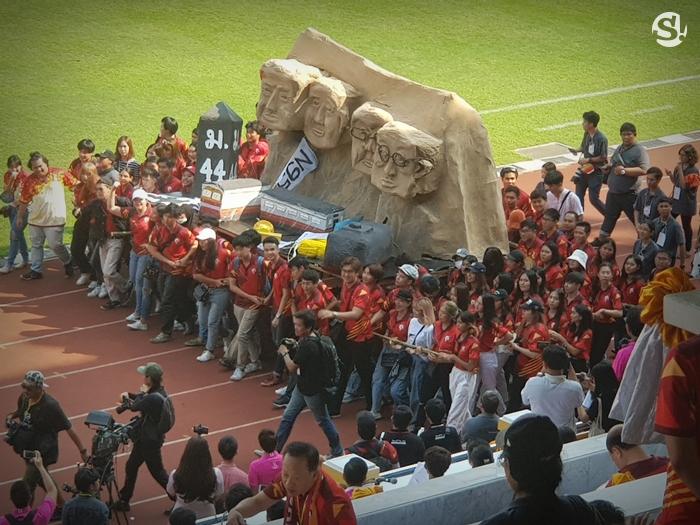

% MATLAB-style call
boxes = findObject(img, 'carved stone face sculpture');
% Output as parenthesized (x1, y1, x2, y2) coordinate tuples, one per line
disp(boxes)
(257, 59, 320, 131)
(371, 121, 442, 199)
(350, 102, 394, 174)
(303, 77, 359, 150)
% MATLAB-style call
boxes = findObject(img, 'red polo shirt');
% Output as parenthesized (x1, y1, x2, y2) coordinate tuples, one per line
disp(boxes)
(230, 255, 265, 309)
(433, 321, 459, 354)
(455, 335, 480, 372)
(295, 285, 329, 335)
(592, 285, 623, 324)
(157, 224, 195, 275)
(194, 245, 231, 280)
(544, 264, 565, 292)
(518, 237, 543, 268)
(125, 208, 153, 255)
(562, 293, 590, 333)
(268, 258, 291, 313)
(341, 281, 372, 342)
(387, 310, 411, 341)
(619, 278, 645, 306)
(516, 322, 549, 378)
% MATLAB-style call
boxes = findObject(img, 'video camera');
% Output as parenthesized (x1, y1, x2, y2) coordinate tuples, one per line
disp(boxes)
(193, 424, 209, 436)
(85, 411, 137, 477)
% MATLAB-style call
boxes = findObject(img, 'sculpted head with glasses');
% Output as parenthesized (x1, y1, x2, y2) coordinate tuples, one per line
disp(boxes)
(370, 121, 443, 199)
(349, 102, 394, 175)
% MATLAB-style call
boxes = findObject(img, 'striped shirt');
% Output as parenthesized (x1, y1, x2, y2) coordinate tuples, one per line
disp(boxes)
(115, 158, 141, 179)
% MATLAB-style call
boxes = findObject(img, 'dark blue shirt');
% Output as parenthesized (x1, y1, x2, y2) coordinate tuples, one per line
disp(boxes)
(61, 495, 109, 525)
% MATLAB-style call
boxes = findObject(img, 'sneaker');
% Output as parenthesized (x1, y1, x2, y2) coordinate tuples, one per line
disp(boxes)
(183, 321, 195, 336)
(218, 357, 235, 369)
(342, 393, 363, 404)
(244, 361, 262, 374)
(173, 321, 185, 332)
(0, 264, 11, 274)
(196, 350, 215, 362)
(230, 367, 246, 381)
(75, 273, 91, 286)
(272, 395, 290, 408)
(370, 411, 383, 421)
(64, 263, 74, 277)
(185, 337, 204, 347)
(87, 286, 101, 298)
(125, 312, 139, 322)
(127, 320, 148, 331)
(21, 270, 43, 280)
(15, 259, 28, 269)
(154, 299, 162, 313)
(88, 280, 99, 289)
(260, 374, 282, 387)
(98, 284, 108, 299)
(100, 300, 121, 311)
(150, 332, 172, 344)
(111, 499, 131, 512)
(275, 386, 288, 396)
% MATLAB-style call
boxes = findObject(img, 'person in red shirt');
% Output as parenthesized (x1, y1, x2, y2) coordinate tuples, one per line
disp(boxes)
(319, 257, 374, 417)
(181, 165, 195, 196)
(1, 155, 30, 274)
(138, 167, 159, 194)
(540, 242, 564, 293)
(157, 157, 183, 194)
(618, 255, 645, 307)
(383, 263, 419, 312)
(566, 250, 593, 300)
(517, 219, 543, 268)
(500, 167, 533, 218)
(115, 169, 134, 202)
(445, 311, 481, 435)
(464, 262, 488, 311)
(187, 228, 232, 363)
(588, 237, 619, 284)
(550, 303, 593, 372)
(157, 116, 189, 160)
(68, 138, 96, 180)
(504, 249, 525, 283)
(561, 271, 589, 333)
(654, 334, 700, 525)
(559, 210, 578, 245)
(529, 190, 547, 230)
(145, 203, 197, 343)
(229, 441, 357, 525)
(570, 221, 596, 261)
(539, 208, 569, 260)
(364, 263, 387, 358)
(545, 289, 565, 333)
(294, 269, 329, 332)
(512, 270, 543, 327)
(237, 121, 270, 179)
(590, 262, 623, 368)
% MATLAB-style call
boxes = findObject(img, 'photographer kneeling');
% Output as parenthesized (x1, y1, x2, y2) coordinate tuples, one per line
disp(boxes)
(0, 451, 57, 525)
(112, 362, 173, 512)
(61, 467, 109, 525)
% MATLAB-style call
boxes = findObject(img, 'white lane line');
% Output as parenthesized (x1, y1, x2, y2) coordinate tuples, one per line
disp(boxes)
(0, 288, 86, 307)
(631, 104, 674, 115)
(0, 319, 125, 348)
(536, 120, 581, 132)
(481, 75, 700, 115)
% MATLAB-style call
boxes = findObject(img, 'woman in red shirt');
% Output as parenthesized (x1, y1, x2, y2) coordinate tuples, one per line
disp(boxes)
(588, 238, 620, 284)
(464, 262, 488, 310)
(545, 289, 565, 333)
(511, 270, 543, 327)
(540, 242, 564, 293)
(363, 263, 387, 357)
(446, 311, 481, 436)
(590, 262, 623, 367)
(477, 293, 512, 396)
(190, 228, 232, 363)
(549, 304, 593, 373)
(507, 299, 549, 412)
(618, 255, 645, 307)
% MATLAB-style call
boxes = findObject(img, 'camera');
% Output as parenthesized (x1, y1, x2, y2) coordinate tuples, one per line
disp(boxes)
(85, 411, 137, 477)
(281, 338, 298, 350)
(115, 397, 133, 415)
(193, 424, 209, 436)
(21, 450, 36, 460)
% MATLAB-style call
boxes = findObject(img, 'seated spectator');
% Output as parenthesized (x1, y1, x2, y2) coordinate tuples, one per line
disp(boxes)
(166, 436, 224, 519)
(61, 466, 109, 525)
(248, 429, 283, 493)
(228, 441, 357, 525)
(217, 435, 249, 492)
(346, 411, 399, 472)
(462, 390, 501, 445)
(578, 360, 621, 433)
(604, 424, 668, 487)
(419, 398, 462, 454)
(380, 405, 425, 467)
(237, 121, 269, 179)
(480, 415, 603, 525)
(223, 483, 254, 512)
(342, 457, 383, 500)
(407, 446, 453, 486)
(169, 507, 196, 525)
(588, 500, 625, 525)
(521, 345, 584, 431)
(0, 451, 56, 525)
(467, 440, 494, 468)
(558, 425, 578, 445)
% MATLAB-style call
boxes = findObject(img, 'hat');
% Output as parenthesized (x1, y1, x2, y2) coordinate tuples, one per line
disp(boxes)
(137, 362, 163, 381)
(468, 262, 487, 273)
(493, 289, 509, 301)
(567, 249, 588, 269)
(196, 227, 216, 241)
(396, 289, 414, 303)
(520, 299, 544, 312)
(23, 370, 48, 389)
(398, 264, 419, 281)
(507, 209, 526, 230)
(503, 414, 561, 461)
(453, 248, 470, 260)
(132, 188, 148, 201)
(98, 150, 115, 161)
(507, 250, 525, 264)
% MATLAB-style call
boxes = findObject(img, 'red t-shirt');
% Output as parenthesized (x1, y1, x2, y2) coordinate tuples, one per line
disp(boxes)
(562, 293, 590, 333)
(455, 334, 480, 372)
(237, 139, 270, 179)
(3, 169, 28, 198)
(592, 285, 623, 324)
(341, 281, 373, 342)
(193, 245, 231, 280)
(518, 237, 543, 267)
(588, 260, 620, 284)
(387, 310, 411, 341)
(159, 175, 182, 194)
(433, 321, 459, 354)
(268, 258, 291, 313)
(157, 225, 195, 275)
(125, 208, 153, 255)
(479, 322, 510, 353)
(540, 229, 570, 260)
(502, 186, 533, 217)
(295, 285, 329, 335)
(565, 327, 592, 361)
(516, 322, 549, 378)
(383, 286, 418, 312)
(619, 278, 645, 306)
(230, 256, 265, 309)
(513, 293, 544, 326)
(654, 335, 700, 524)
(366, 285, 386, 331)
(544, 264, 565, 292)
(115, 182, 134, 200)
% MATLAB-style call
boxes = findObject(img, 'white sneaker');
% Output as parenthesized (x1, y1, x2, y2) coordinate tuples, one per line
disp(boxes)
(98, 284, 108, 299)
(173, 321, 185, 332)
(196, 350, 215, 362)
(87, 286, 101, 298)
(75, 273, 91, 286)
(0, 265, 11, 274)
(88, 280, 98, 290)
(125, 312, 139, 322)
(14, 260, 28, 269)
(127, 320, 148, 331)
(244, 361, 262, 374)
(230, 368, 246, 381)
(275, 386, 288, 396)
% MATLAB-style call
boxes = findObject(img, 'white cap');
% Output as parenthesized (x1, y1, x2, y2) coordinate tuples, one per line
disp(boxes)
(454, 248, 470, 259)
(567, 249, 588, 269)
(398, 264, 419, 281)
(196, 228, 216, 241)
(132, 188, 148, 201)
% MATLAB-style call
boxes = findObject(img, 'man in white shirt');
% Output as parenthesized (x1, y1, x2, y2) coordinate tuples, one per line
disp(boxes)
(521, 345, 584, 431)
(545, 170, 583, 221)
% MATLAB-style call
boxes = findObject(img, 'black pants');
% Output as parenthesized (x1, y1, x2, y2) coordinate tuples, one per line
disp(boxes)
(160, 274, 193, 334)
(591, 321, 616, 368)
(119, 440, 168, 503)
(601, 191, 636, 237)
(329, 339, 373, 415)
(507, 374, 528, 413)
(673, 213, 694, 252)
(70, 215, 93, 274)
(414, 363, 453, 430)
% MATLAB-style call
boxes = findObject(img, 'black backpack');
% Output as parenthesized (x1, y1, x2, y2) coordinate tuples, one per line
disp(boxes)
(152, 393, 175, 436)
(313, 332, 342, 396)
(4, 510, 37, 525)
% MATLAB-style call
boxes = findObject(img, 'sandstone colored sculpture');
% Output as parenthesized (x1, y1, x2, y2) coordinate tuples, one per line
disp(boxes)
(304, 77, 361, 150)
(258, 29, 508, 258)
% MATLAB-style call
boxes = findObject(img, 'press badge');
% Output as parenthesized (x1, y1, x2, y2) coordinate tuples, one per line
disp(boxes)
(588, 143, 595, 155)
(643, 205, 651, 217)
(656, 231, 667, 247)
(673, 186, 681, 200)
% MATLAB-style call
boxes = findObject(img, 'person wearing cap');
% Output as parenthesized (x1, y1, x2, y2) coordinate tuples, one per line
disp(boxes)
(566, 250, 593, 300)
(188, 228, 232, 362)
(506, 299, 549, 412)
(180, 165, 196, 196)
(370, 287, 413, 419)
(481, 414, 603, 524)
(464, 262, 487, 309)
(96, 150, 120, 185)
(113, 362, 172, 512)
(504, 250, 525, 282)
(6, 371, 88, 510)
(383, 264, 419, 313)
(447, 249, 471, 288)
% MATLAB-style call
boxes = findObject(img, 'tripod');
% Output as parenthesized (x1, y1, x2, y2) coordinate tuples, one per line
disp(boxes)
(97, 454, 127, 525)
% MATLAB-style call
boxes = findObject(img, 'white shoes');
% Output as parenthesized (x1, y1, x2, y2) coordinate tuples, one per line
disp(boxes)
(230, 368, 246, 381)
(98, 284, 108, 299)
(127, 320, 148, 331)
(173, 321, 185, 332)
(88, 280, 98, 290)
(87, 286, 101, 298)
(75, 273, 91, 286)
(125, 312, 139, 322)
(275, 386, 288, 396)
(244, 361, 262, 374)
(196, 350, 215, 362)
(0, 265, 11, 274)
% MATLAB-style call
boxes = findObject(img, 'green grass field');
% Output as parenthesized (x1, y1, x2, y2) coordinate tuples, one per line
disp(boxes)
(1, 0, 699, 256)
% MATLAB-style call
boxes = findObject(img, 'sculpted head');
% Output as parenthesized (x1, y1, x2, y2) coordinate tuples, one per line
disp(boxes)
(257, 59, 321, 130)
(350, 103, 394, 174)
(303, 77, 360, 149)
(371, 121, 442, 199)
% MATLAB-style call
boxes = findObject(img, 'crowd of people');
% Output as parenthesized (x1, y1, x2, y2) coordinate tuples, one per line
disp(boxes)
(2, 110, 699, 524)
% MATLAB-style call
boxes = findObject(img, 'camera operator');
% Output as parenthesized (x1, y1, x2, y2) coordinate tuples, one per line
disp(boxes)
(61, 467, 109, 525)
(111, 362, 171, 512)
(0, 451, 57, 525)
(5, 371, 88, 511)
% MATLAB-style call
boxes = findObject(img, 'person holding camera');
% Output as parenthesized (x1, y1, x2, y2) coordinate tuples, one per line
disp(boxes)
(112, 363, 172, 512)
(5, 371, 88, 513)
(1, 451, 57, 525)
(61, 467, 109, 525)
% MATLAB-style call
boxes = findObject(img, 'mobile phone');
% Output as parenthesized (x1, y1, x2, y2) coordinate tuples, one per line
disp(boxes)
(567, 147, 578, 155)
(22, 450, 36, 460)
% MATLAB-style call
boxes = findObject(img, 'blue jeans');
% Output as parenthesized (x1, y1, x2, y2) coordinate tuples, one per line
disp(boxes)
(129, 251, 152, 320)
(275, 387, 343, 456)
(371, 348, 410, 413)
(197, 287, 230, 351)
(574, 173, 605, 215)
(6, 206, 28, 267)
(409, 355, 429, 420)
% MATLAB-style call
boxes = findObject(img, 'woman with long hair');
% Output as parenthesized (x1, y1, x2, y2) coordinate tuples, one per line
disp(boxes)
(577, 360, 621, 433)
(406, 297, 436, 425)
(448, 282, 470, 311)
(632, 221, 659, 280)
(545, 289, 565, 332)
(493, 272, 515, 297)
(590, 262, 623, 368)
(70, 162, 101, 287)
(166, 436, 224, 519)
(588, 238, 619, 284)
(115, 135, 141, 181)
(464, 262, 488, 310)
(539, 242, 564, 293)
(618, 255, 645, 307)
(477, 294, 512, 412)
(482, 246, 505, 287)
(550, 303, 593, 373)
(156, 141, 186, 179)
(512, 270, 542, 327)
(667, 144, 699, 253)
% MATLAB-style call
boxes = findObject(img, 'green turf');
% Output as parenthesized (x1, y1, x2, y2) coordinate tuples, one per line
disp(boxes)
(2, 0, 700, 256)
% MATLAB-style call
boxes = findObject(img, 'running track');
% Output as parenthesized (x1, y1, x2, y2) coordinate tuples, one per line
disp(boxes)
(0, 141, 697, 523)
